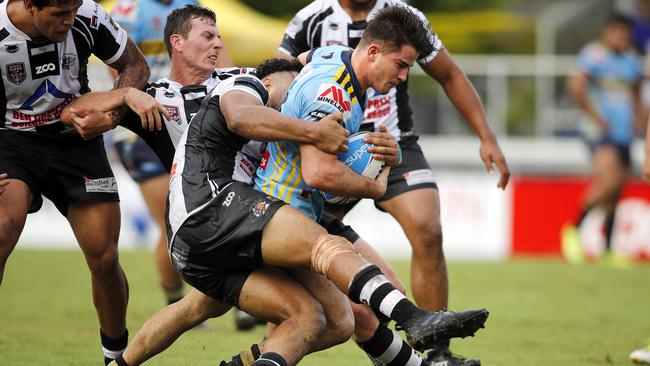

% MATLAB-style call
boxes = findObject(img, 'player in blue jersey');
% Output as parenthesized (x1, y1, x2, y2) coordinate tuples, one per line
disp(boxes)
(564, 14, 645, 263)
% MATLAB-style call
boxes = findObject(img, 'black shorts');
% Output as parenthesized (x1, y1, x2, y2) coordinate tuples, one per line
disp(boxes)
(168, 182, 285, 306)
(325, 140, 438, 214)
(114, 136, 166, 182)
(0, 130, 119, 215)
(590, 138, 632, 167)
(169, 183, 362, 306)
(318, 211, 360, 243)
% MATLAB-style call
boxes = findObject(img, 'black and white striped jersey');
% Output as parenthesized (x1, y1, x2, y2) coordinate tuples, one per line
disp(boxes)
(0, 0, 127, 135)
(120, 67, 265, 182)
(279, 0, 443, 143)
(168, 73, 268, 235)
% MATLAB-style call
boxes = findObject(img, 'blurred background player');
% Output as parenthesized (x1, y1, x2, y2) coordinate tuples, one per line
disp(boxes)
(277, 1, 510, 364)
(0, 0, 151, 363)
(565, 14, 646, 264)
(110, 0, 235, 310)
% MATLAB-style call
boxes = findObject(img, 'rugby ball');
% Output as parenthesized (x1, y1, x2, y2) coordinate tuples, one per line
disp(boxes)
(322, 131, 385, 205)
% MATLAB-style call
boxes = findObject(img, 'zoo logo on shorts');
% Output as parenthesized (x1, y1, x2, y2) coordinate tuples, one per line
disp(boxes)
(83, 177, 118, 193)
(252, 200, 271, 217)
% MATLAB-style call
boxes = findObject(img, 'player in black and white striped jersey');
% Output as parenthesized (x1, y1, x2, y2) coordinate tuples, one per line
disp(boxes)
(0, 0, 152, 363)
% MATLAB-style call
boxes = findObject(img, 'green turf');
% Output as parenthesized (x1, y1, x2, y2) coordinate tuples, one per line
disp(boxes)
(1, 249, 649, 365)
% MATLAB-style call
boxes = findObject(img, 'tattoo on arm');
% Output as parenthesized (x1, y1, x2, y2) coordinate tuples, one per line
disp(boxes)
(108, 38, 150, 118)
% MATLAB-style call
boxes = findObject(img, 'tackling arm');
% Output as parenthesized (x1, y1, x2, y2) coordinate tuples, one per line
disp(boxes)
(220, 91, 348, 154)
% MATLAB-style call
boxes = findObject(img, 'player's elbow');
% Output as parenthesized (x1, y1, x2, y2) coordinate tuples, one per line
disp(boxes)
(302, 164, 333, 191)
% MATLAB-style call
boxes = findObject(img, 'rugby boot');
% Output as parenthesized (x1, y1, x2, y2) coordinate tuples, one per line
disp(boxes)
(425, 348, 480, 366)
(399, 309, 488, 352)
(630, 343, 650, 365)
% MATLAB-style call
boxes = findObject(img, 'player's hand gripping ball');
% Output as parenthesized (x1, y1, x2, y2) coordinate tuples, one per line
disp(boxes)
(321, 131, 386, 204)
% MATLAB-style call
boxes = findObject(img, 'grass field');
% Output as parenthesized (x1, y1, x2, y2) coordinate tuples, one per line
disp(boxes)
(1, 249, 649, 366)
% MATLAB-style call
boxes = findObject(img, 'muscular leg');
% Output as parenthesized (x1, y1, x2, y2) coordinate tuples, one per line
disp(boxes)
(239, 267, 330, 366)
(260, 205, 486, 352)
(122, 288, 231, 365)
(378, 188, 448, 311)
(0, 179, 32, 284)
(68, 201, 128, 339)
(138, 175, 184, 302)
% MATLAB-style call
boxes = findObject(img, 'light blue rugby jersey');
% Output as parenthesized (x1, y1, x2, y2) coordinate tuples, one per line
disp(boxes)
(254, 45, 366, 220)
(578, 41, 643, 145)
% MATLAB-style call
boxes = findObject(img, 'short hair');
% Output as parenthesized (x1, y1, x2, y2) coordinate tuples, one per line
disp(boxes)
(30, 0, 81, 10)
(255, 58, 303, 80)
(164, 4, 216, 56)
(359, 5, 433, 57)
(606, 13, 633, 28)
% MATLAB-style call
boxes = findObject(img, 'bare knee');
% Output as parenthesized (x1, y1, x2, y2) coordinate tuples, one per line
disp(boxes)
(324, 304, 355, 345)
(411, 219, 443, 253)
(85, 246, 120, 277)
(0, 214, 23, 262)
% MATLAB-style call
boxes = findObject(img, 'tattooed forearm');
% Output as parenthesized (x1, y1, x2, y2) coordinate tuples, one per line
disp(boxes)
(108, 37, 150, 118)
(110, 37, 150, 90)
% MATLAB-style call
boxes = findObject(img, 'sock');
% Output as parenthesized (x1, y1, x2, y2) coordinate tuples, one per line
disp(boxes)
(101, 329, 128, 365)
(603, 209, 616, 252)
(575, 203, 593, 227)
(253, 352, 288, 366)
(358, 324, 426, 366)
(162, 283, 184, 305)
(112, 354, 130, 366)
(348, 265, 424, 326)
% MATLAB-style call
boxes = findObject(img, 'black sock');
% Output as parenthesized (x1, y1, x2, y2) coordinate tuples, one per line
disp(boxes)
(348, 265, 424, 325)
(604, 209, 617, 252)
(101, 329, 128, 365)
(113, 354, 130, 366)
(253, 352, 288, 366)
(358, 324, 426, 366)
(221, 344, 261, 366)
(162, 283, 184, 305)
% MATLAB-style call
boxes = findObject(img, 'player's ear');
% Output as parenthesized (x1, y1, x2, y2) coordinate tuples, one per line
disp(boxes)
(262, 77, 272, 89)
(170, 34, 183, 53)
(367, 43, 380, 62)
(23, 0, 35, 16)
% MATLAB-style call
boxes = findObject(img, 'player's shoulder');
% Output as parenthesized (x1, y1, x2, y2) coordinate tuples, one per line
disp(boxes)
(211, 73, 268, 103)
(292, 0, 337, 20)
(215, 67, 257, 80)
(76, 0, 110, 19)
(580, 42, 609, 63)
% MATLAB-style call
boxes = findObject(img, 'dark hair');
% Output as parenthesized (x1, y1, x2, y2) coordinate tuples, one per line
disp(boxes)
(359, 5, 433, 57)
(30, 0, 81, 10)
(255, 58, 303, 80)
(164, 4, 216, 56)
(606, 13, 633, 28)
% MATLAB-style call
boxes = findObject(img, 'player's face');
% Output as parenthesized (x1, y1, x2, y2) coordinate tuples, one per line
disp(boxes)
(369, 44, 418, 94)
(31, 1, 82, 42)
(266, 71, 298, 110)
(603, 23, 631, 53)
(180, 17, 224, 74)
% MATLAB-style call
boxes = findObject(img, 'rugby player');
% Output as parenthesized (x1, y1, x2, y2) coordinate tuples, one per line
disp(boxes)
(0, 0, 154, 363)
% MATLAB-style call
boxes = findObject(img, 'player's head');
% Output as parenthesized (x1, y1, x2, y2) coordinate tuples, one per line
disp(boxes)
(356, 5, 432, 94)
(165, 5, 223, 74)
(24, 0, 83, 42)
(340, 0, 376, 7)
(256, 58, 303, 110)
(603, 14, 632, 53)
